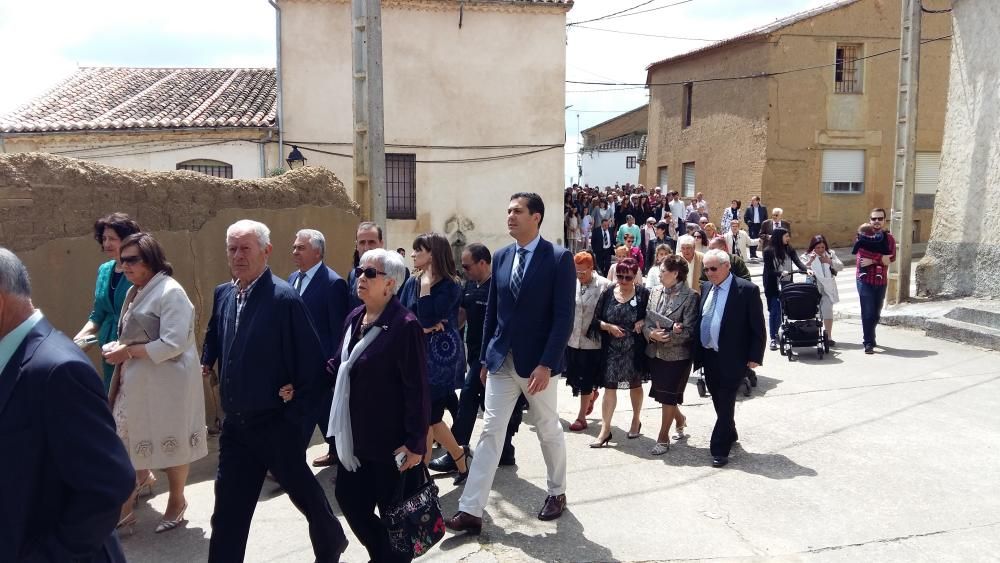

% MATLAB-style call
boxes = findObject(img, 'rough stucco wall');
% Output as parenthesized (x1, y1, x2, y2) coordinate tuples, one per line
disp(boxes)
(0, 153, 360, 393)
(644, 44, 770, 219)
(279, 0, 568, 253)
(764, 0, 952, 247)
(917, 0, 1000, 298)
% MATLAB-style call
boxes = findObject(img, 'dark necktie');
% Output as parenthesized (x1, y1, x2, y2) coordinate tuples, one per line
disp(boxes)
(603, 230, 610, 249)
(294, 272, 305, 294)
(511, 248, 528, 300)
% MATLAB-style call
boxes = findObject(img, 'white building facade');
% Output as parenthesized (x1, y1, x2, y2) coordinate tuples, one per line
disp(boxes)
(579, 133, 643, 188)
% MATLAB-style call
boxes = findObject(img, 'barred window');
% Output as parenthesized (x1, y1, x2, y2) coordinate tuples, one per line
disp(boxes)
(626, 156, 637, 169)
(176, 159, 233, 178)
(386, 153, 416, 219)
(835, 44, 862, 94)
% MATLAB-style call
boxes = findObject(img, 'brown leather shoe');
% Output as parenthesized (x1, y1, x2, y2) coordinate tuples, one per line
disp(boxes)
(312, 453, 337, 467)
(445, 511, 482, 535)
(537, 494, 566, 521)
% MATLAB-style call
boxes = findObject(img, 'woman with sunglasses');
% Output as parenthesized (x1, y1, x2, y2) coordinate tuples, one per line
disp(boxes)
(399, 233, 470, 484)
(622, 232, 645, 274)
(102, 233, 207, 533)
(691, 229, 710, 254)
(329, 248, 430, 562)
(587, 258, 649, 447)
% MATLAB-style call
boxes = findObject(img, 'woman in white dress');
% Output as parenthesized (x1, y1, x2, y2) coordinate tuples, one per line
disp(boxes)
(103, 233, 208, 534)
(801, 235, 844, 346)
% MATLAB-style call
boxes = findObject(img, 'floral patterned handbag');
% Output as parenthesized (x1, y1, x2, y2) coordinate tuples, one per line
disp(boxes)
(385, 463, 445, 558)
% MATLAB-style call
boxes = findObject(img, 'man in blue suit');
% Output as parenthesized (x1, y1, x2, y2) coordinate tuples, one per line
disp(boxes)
(0, 248, 134, 562)
(289, 228, 348, 468)
(447, 192, 576, 535)
(694, 249, 766, 468)
(202, 220, 347, 563)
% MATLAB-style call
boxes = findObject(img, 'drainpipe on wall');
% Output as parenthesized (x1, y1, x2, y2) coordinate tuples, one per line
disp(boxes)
(268, 0, 284, 172)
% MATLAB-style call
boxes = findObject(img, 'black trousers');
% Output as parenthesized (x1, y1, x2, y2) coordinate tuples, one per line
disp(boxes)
(701, 350, 741, 458)
(452, 362, 522, 461)
(302, 387, 334, 452)
(595, 250, 613, 278)
(748, 223, 761, 258)
(208, 411, 346, 563)
(335, 457, 413, 563)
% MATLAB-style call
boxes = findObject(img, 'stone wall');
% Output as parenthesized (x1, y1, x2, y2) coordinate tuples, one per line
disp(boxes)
(0, 152, 360, 424)
(916, 0, 1000, 299)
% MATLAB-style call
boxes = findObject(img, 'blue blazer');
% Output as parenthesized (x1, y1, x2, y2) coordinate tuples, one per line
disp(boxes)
(201, 269, 326, 418)
(0, 318, 133, 562)
(288, 264, 349, 357)
(481, 237, 576, 377)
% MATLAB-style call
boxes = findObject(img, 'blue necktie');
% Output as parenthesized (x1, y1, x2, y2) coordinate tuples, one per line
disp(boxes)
(700, 285, 719, 349)
(511, 248, 528, 300)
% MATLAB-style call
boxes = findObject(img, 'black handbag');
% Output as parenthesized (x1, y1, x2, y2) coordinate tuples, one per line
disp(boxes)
(385, 464, 445, 558)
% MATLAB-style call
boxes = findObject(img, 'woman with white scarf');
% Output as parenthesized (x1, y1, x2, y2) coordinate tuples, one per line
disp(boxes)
(327, 248, 430, 563)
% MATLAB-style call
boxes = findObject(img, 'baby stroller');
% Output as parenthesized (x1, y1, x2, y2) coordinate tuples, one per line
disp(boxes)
(777, 274, 829, 360)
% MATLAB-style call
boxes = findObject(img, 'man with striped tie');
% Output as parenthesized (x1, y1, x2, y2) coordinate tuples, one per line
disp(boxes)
(446, 192, 576, 535)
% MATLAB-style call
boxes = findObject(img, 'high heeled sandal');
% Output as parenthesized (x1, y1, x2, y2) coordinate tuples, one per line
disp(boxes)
(627, 422, 643, 439)
(452, 446, 473, 486)
(117, 512, 137, 536)
(589, 432, 613, 448)
(135, 472, 157, 499)
(155, 502, 188, 534)
(673, 417, 688, 440)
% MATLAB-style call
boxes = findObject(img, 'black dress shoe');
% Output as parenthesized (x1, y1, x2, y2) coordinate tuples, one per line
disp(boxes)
(864, 344, 875, 355)
(712, 456, 729, 468)
(538, 494, 566, 521)
(429, 452, 457, 473)
(445, 511, 482, 535)
(312, 453, 337, 468)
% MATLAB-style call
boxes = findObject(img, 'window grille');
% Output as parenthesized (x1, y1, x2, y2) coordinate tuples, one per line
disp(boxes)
(835, 44, 862, 93)
(386, 153, 416, 219)
(176, 159, 233, 178)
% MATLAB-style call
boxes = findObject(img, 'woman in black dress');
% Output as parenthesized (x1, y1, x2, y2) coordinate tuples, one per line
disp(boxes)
(762, 227, 808, 350)
(587, 258, 649, 447)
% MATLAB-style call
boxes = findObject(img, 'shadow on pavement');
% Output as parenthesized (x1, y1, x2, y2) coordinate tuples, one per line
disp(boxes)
(877, 346, 939, 358)
(436, 474, 617, 562)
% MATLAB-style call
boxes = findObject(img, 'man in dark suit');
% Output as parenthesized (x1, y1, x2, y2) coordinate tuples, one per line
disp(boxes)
(0, 247, 134, 562)
(743, 196, 767, 262)
(447, 192, 575, 535)
(346, 222, 384, 312)
(591, 218, 614, 276)
(758, 207, 790, 251)
(202, 220, 347, 563)
(694, 249, 766, 468)
(289, 228, 349, 468)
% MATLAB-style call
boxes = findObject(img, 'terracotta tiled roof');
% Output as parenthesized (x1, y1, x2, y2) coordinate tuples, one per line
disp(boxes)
(584, 133, 645, 152)
(646, 0, 861, 73)
(0, 67, 277, 133)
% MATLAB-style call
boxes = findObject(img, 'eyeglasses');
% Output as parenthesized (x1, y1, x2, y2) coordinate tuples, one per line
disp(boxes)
(870, 216, 885, 222)
(461, 264, 473, 271)
(615, 274, 635, 281)
(120, 255, 142, 265)
(354, 266, 387, 279)
(705, 266, 723, 272)
(575, 270, 590, 275)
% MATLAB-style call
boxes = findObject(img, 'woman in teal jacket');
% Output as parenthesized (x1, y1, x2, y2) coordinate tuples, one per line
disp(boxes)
(74, 212, 142, 390)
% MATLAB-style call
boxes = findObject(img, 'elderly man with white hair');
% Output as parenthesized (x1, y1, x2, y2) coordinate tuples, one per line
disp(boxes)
(759, 207, 791, 250)
(694, 249, 766, 468)
(202, 219, 348, 563)
(675, 234, 704, 294)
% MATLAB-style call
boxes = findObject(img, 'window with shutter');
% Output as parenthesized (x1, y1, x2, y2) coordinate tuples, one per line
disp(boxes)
(657, 166, 668, 189)
(821, 150, 864, 193)
(682, 162, 696, 197)
(915, 152, 941, 195)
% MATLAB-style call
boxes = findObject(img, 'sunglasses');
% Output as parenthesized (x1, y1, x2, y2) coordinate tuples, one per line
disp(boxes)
(461, 264, 473, 271)
(120, 255, 142, 265)
(615, 274, 635, 281)
(705, 266, 723, 272)
(354, 266, 387, 279)
(575, 270, 590, 275)
(870, 216, 885, 222)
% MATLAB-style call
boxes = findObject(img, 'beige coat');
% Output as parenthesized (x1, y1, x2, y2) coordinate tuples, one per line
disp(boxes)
(110, 272, 207, 470)
(643, 283, 700, 362)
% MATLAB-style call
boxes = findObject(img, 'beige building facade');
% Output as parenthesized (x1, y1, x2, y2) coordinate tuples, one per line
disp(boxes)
(643, 0, 952, 247)
(278, 0, 572, 252)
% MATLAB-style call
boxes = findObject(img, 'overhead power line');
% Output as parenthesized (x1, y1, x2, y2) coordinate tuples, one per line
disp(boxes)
(284, 142, 564, 164)
(567, 0, 696, 27)
(570, 24, 719, 41)
(565, 34, 953, 91)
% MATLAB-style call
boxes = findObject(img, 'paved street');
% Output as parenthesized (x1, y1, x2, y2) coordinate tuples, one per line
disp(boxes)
(121, 302, 1000, 562)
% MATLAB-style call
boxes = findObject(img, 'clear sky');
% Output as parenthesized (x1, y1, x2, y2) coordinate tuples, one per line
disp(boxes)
(0, 0, 837, 181)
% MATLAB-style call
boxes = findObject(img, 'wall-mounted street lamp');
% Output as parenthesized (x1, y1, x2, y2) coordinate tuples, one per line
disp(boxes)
(286, 145, 307, 169)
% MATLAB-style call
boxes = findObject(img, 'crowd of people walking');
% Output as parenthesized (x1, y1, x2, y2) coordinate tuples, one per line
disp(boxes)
(0, 183, 896, 562)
